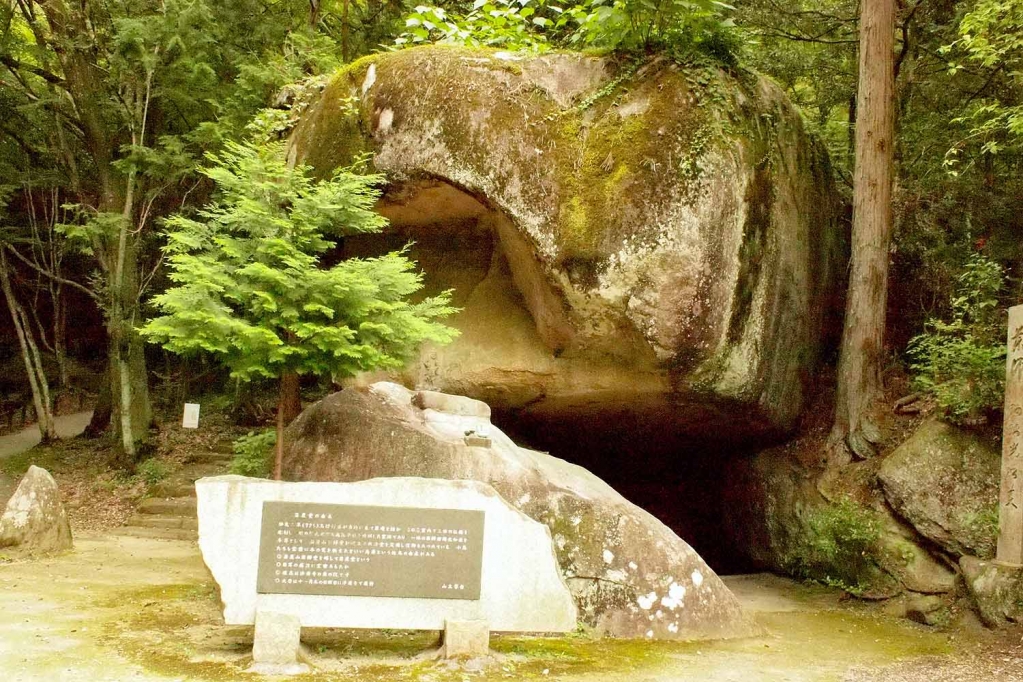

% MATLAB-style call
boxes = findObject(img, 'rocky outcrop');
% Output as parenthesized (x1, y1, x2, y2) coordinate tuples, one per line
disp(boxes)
(879, 419, 1000, 559)
(283, 383, 756, 641)
(289, 46, 845, 443)
(0, 465, 72, 557)
(723, 449, 955, 598)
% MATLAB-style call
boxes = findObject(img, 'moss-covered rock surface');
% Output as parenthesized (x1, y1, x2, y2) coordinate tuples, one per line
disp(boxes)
(289, 46, 845, 441)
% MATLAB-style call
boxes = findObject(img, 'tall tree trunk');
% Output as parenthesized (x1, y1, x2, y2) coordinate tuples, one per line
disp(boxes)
(273, 373, 302, 481)
(107, 233, 151, 461)
(0, 250, 56, 441)
(39, 0, 153, 458)
(831, 0, 897, 464)
(847, 94, 857, 169)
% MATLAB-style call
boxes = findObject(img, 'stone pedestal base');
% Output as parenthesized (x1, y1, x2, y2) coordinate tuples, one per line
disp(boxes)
(442, 619, 490, 658)
(249, 611, 308, 675)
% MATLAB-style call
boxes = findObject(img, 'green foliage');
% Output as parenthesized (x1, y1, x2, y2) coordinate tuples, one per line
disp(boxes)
(567, 0, 738, 56)
(230, 429, 276, 478)
(944, 0, 1023, 170)
(785, 498, 886, 596)
(908, 254, 1008, 425)
(136, 458, 171, 486)
(141, 141, 458, 385)
(396, 0, 560, 51)
(396, 0, 739, 61)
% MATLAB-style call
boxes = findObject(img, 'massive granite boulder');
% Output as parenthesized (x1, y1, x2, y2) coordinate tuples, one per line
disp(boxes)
(282, 383, 756, 641)
(0, 465, 72, 558)
(289, 46, 845, 443)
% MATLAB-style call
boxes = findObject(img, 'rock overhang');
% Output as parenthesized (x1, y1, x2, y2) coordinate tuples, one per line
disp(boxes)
(289, 46, 847, 443)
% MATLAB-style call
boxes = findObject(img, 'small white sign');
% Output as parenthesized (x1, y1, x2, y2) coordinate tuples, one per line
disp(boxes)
(182, 403, 201, 429)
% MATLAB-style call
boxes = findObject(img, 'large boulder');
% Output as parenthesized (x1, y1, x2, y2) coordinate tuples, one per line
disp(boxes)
(289, 46, 845, 443)
(878, 419, 1000, 559)
(282, 383, 756, 641)
(0, 465, 72, 557)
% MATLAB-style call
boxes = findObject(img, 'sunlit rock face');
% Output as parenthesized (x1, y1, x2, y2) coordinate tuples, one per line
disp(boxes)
(290, 46, 846, 443)
(283, 383, 757, 641)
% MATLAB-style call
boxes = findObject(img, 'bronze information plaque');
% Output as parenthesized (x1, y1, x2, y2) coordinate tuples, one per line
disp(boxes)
(256, 501, 485, 600)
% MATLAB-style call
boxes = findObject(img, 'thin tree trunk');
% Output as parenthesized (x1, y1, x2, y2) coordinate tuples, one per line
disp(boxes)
(24, 302, 55, 437)
(279, 372, 303, 426)
(53, 283, 69, 390)
(85, 368, 112, 438)
(37, 0, 152, 458)
(341, 0, 350, 62)
(830, 0, 897, 464)
(0, 251, 56, 441)
(847, 94, 857, 169)
(274, 381, 286, 481)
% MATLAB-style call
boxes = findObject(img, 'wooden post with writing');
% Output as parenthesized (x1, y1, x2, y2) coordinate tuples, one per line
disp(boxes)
(997, 305, 1023, 565)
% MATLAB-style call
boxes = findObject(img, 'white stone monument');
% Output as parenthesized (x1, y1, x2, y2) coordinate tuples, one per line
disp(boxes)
(195, 475, 576, 672)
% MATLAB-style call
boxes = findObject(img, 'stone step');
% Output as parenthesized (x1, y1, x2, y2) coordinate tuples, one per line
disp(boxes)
(113, 526, 197, 542)
(184, 462, 232, 479)
(211, 439, 236, 455)
(149, 481, 195, 498)
(187, 451, 234, 466)
(126, 514, 198, 530)
(138, 497, 196, 515)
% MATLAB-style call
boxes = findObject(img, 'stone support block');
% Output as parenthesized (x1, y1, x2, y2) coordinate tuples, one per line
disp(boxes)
(250, 610, 308, 675)
(442, 619, 490, 658)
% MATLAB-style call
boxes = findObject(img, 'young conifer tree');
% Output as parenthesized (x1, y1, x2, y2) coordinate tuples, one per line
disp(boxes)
(142, 142, 458, 478)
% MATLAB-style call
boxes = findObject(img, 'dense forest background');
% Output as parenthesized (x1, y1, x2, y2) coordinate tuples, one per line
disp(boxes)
(0, 0, 1020, 458)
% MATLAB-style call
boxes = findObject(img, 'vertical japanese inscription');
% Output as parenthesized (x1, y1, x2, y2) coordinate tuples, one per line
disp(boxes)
(998, 305, 1023, 565)
(256, 502, 485, 599)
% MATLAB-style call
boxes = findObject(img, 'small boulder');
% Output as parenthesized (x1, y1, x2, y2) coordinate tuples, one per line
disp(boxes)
(905, 593, 951, 627)
(879, 419, 1000, 559)
(283, 383, 756, 641)
(960, 556, 1023, 627)
(0, 465, 73, 557)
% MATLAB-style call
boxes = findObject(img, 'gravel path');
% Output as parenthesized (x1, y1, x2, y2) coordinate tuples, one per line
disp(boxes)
(843, 638, 1023, 682)
(3, 537, 1018, 682)
(0, 411, 94, 460)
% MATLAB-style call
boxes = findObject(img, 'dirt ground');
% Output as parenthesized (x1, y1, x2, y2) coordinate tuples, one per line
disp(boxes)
(1, 534, 1021, 682)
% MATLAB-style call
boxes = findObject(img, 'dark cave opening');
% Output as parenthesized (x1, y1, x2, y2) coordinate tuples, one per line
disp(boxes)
(491, 409, 762, 576)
